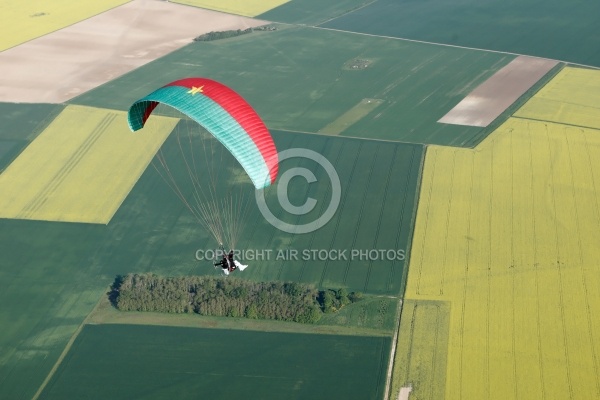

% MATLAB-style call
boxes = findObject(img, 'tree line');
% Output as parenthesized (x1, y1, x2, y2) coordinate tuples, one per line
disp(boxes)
(194, 29, 253, 42)
(193, 25, 277, 42)
(109, 273, 362, 324)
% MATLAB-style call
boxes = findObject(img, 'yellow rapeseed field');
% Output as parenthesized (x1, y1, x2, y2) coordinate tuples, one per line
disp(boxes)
(391, 300, 450, 399)
(0, 0, 129, 51)
(171, 0, 289, 17)
(0, 105, 177, 224)
(515, 67, 600, 130)
(396, 66, 600, 400)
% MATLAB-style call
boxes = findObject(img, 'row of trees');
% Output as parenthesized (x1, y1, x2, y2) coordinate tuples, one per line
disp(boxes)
(110, 274, 361, 324)
(193, 25, 277, 42)
(194, 28, 253, 42)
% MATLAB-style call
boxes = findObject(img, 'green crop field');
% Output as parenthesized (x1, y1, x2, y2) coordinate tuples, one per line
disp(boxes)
(258, 0, 371, 26)
(323, 0, 600, 67)
(0, 103, 64, 141)
(148, 128, 423, 296)
(0, 140, 22, 170)
(0, 219, 105, 399)
(0, 165, 209, 398)
(88, 291, 397, 337)
(0, 107, 421, 397)
(0, 170, 189, 399)
(0, 103, 64, 170)
(0, 29, 439, 397)
(4, 1, 600, 399)
(213, 130, 421, 295)
(39, 324, 391, 400)
(72, 26, 513, 146)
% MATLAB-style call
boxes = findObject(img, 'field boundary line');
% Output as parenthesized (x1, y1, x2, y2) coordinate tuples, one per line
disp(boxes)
(582, 133, 600, 398)
(274, 128, 479, 150)
(31, 293, 105, 400)
(386, 146, 416, 293)
(0, 1, 131, 53)
(298, 137, 334, 282)
(19, 113, 115, 219)
(439, 150, 457, 295)
(527, 127, 546, 399)
(512, 116, 600, 132)
(457, 153, 475, 398)
(545, 125, 575, 399)
(343, 144, 377, 285)
(414, 148, 435, 296)
(366, 145, 398, 292)
(487, 141, 495, 397)
(318, 142, 360, 288)
(565, 131, 595, 397)
(429, 304, 442, 400)
(315, 0, 379, 26)
(383, 296, 404, 400)
(261, 131, 305, 281)
(273, 127, 429, 145)
(507, 131, 516, 398)
(309, 26, 600, 70)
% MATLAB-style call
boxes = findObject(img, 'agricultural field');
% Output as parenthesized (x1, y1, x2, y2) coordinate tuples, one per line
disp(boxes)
(0, 140, 20, 171)
(0, 0, 128, 51)
(390, 300, 450, 400)
(258, 0, 372, 26)
(0, 103, 63, 172)
(172, 0, 289, 17)
(39, 324, 391, 400)
(323, 0, 600, 67)
(0, 170, 213, 398)
(0, 105, 177, 223)
(438, 56, 559, 128)
(88, 292, 397, 337)
(400, 66, 600, 399)
(5, 1, 600, 398)
(0, 104, 417, 397)
(151, 128, 424, 296)
(0, 177, 189, 398)
(0, 219, 109, 400)
(0, 103, 63, 142)
(515, 67, 600, 129)
(319, 98, 384, 135)
(0, 0, 268, 104)
(72, 26, 514, 146)
(393, 65, 600, 400)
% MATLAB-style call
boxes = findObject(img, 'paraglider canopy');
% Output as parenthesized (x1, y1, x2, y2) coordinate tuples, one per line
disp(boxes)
(126, 78, 278, 249)
(127, 77, 278, 189)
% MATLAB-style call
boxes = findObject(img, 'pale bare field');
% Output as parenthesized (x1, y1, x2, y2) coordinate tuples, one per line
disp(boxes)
(0, 0, 128, 51)
(0, 105, 177, 224)
(398, 387, 412, 400)
(401, 67, 600, 399)
(438, 56, 558, 127)
(171, 0, 289, 17)
(0, 0, 268, 103)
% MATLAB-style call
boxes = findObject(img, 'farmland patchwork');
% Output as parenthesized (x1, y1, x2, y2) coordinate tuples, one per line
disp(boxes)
(0, 105, 177, 224)
(396, 67, 600, 399)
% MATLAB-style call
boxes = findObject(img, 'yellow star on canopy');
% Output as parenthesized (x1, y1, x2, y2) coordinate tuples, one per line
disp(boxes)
(187, 86, 204, 95)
